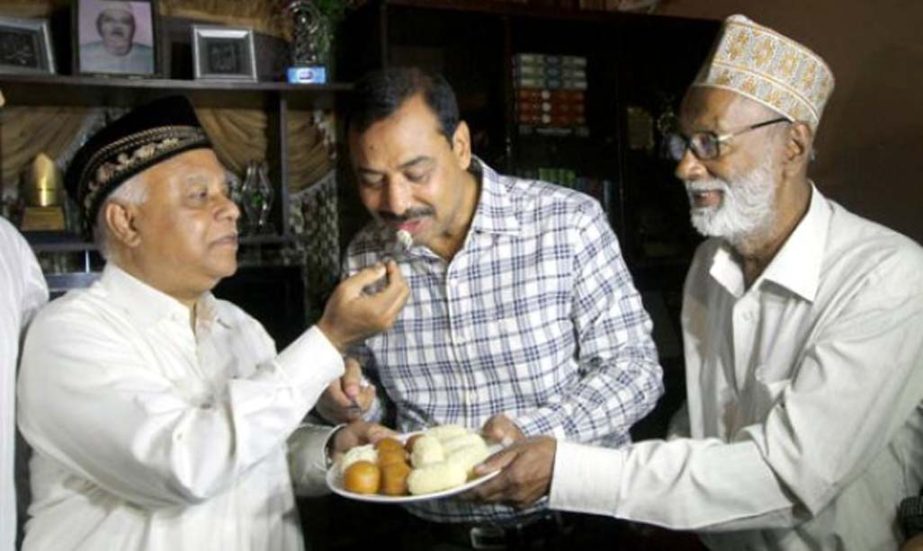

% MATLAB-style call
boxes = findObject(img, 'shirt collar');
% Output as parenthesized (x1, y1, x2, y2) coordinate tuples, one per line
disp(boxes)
(760, 183, 829, 302)
(468, 157, 521, 237)
(708, 183, 830, 302)
(99, 263, 223, 327)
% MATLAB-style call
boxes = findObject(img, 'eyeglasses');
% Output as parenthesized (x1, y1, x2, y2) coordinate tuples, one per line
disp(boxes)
(666, 117, 790, 161)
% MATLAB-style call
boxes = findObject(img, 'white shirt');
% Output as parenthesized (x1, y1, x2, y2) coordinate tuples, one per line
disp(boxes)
(17, 264, 342, 550)
(79, 42, 154, 75)
(0, 217, 47, 551)
(550, 186, 923, 550)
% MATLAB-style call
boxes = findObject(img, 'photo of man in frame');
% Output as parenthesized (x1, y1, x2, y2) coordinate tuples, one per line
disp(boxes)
(78, 0, 154, 75)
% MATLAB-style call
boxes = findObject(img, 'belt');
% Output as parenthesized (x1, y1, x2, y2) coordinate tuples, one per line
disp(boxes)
(423, 513, 575, 550)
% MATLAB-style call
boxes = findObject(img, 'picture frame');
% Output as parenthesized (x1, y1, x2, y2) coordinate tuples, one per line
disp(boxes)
(0, 17, 56, 75)
(192, 26, 257, 82)
(73, 0, 158, 77)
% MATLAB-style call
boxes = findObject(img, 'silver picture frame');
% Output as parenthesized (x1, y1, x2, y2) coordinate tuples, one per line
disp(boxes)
(0, 17, 56, 75)
(192, 25, 257, 81)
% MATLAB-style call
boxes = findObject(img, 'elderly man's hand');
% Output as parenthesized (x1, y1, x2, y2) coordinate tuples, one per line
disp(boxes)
(329, 420, 396, 463)
(317, 260, 409, 351)
(481, 413, 525, 447)
(317, 357, 376, 424)
(464, 436, 556, 508)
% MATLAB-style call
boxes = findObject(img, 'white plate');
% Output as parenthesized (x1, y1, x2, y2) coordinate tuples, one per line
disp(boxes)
(327, 464, 501, 504)
(327, 433, 503, 504)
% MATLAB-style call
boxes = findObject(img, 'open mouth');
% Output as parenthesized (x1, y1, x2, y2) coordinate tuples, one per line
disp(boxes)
(690, 189, 723, 208)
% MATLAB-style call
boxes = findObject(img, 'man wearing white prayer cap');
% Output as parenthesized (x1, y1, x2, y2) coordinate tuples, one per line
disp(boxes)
(79, 0, 154, 74)
(469, 14, 923, 551)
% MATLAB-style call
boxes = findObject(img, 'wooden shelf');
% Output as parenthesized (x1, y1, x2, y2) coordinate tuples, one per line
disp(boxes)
(0, 74, 352, 109)
(24, 231, 295, 253)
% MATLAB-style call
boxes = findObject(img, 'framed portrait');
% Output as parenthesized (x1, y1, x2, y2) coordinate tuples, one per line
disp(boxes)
(192, 26, 257, 81)
(74, 0, 158, 77)
(0, 17, 56, 75)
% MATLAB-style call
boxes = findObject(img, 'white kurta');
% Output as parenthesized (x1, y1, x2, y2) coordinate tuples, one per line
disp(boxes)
(550, 186, 923, 550)
(17, 264, 343, 550)
(0, 217, 47, 551)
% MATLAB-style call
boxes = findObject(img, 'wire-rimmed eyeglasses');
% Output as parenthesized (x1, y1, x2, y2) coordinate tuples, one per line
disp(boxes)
(666, 117, 790, 161)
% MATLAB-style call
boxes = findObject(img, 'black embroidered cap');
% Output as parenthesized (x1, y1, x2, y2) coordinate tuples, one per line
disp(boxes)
(65, 95, 212, 235)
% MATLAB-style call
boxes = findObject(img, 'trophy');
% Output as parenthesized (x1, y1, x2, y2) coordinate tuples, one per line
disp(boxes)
(19, 153, 67, 232)
(285, 0, 328, 84)
(240, 160, 275, 235)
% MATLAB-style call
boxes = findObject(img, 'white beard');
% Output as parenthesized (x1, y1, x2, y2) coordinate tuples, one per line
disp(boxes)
(684, 155, 777, 248)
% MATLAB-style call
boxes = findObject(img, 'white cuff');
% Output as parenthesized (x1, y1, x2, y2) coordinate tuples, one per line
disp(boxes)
(549, 440, 624, 516)
(275, 326, 345, 398)
(288, 423, 339, 497)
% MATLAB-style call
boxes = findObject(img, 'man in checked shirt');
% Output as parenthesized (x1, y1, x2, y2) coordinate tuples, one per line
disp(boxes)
(316, 67, 663, 549)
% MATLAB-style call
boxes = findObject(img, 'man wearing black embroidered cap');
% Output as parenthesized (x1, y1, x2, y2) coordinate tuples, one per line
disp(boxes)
(15, 96, 409, 550)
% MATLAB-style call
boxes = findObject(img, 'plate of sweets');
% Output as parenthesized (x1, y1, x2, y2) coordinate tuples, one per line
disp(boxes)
(327, 424, 502, 504)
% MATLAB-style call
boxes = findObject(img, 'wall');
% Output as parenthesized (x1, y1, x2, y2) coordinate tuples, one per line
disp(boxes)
(656, 0, 923, 243)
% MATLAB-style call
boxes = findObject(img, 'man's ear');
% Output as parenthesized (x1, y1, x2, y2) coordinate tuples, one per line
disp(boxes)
(783, 121, 813, 175)
(103, 201, 142, 249)
(451, 121, 472, 171)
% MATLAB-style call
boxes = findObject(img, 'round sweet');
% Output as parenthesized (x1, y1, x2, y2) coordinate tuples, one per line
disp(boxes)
(380, 461, 412, 496)
(410, 435, 445, 468)
(441, 433, 487, 455)
(339, 444, 378, 475)
(404, 433, 424, 454)
(377, 449, 408, 468)
(375, 437, 405, 455)
(343, 460, 381, 495)
(424, 424, 469, 442)
(406, 461, 467, 495)
(446, 443, 491, 478)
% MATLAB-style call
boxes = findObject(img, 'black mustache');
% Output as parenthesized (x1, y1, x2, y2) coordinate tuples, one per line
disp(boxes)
(378, 209, 434, 222)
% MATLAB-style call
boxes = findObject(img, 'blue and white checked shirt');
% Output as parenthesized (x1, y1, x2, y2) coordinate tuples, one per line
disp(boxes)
(344, 158, 663, 525)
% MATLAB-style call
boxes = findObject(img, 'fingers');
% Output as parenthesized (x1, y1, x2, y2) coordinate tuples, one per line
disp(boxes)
(374, 260, 410, 315)
(481, 413, 524, 447)
(473, 447, 518, 476)
(342, 358, 364, 400)
(467, 437, 557, 508)
(341, 263, 388, 298)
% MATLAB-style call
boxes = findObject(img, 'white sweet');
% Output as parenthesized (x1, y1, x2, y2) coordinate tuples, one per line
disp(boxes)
(446, 442, 491, 477)
(407, 461, 467, 495)
(423, 424, 469, 442)
(339, 444, 378, 475)
(395, 229, 413, 253)
(410, 434, 445, 468)
(441, 433, 488, 456)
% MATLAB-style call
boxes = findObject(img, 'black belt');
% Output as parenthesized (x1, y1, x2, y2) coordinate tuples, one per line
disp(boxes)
(419, 513, 575, 550)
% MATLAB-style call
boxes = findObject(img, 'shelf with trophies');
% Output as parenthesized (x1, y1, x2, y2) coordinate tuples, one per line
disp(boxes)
(0, 0, 360, 346)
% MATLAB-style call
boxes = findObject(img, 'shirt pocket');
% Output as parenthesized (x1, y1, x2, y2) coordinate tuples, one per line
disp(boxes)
(750, 364, 793, 416)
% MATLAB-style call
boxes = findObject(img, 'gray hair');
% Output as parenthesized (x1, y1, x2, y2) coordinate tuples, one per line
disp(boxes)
(93, 173, 149, 261)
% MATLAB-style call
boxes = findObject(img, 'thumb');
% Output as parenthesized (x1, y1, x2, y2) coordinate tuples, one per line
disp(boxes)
(344, 264, 387, 290)
(474, 448, 517, 476)
(342, 358, 363, 398)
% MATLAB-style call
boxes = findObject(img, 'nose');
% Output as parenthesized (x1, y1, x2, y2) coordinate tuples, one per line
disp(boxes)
(674, 148, 708, 183)
(217, 193, 240, 223)
(381, 178, 412, 217)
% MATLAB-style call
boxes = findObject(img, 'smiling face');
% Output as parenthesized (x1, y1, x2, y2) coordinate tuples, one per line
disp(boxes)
(348, 93, 479, 260)
(674, 87, 788, 249)
(113, 149, 240, 303)
(97, 8, 135, 56)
